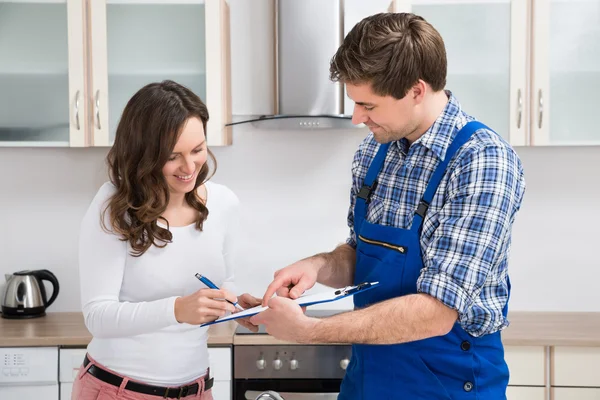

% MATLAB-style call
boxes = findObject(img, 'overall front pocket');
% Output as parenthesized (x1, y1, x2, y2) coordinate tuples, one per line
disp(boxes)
(355, 237, 409, 306)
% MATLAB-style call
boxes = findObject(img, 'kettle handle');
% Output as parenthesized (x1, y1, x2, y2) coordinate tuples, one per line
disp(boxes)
(31, 270, 60, 308)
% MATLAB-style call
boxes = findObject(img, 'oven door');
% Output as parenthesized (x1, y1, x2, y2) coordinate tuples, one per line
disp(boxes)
(246, 391, 338, 400)
(235, 378, 342, 400)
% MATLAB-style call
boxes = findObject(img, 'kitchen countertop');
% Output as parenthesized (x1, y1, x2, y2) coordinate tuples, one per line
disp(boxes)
(1, 312, 599, 348)
(0, 312, 236, 347)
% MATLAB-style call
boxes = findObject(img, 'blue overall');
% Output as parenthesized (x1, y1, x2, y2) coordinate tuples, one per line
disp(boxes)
(338, 121, 510, 400)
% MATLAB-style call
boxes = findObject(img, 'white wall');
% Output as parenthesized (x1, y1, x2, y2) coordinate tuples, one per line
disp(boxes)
(1, 133, 599, 313)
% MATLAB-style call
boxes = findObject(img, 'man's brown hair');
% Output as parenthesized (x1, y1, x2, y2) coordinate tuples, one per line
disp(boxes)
(330, 12, 447, 99)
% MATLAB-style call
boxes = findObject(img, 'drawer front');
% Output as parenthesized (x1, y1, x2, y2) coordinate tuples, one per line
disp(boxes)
(506, 386, 545, 400)
(60, 382, 74, 400)
(208, 347, 231, 382)
(553, 347, 600, 387)
(505, 346, 545, 386)
(212, 380, 231, 400)
(0, 384, 58, 399)
(553, 388, 600, 400)
(59, 348, 88, 383)
(0, 347, 58, 384)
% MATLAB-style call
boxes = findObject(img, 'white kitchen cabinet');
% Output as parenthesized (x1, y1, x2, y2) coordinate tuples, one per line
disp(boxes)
(397, 0, 600, 146)
(212, 381, 231, 400)
(0, 0, 86, 147)
(209, 347, 232, 400)
(0, 0, 232, 148)
(553, 388, 600, 400)
(553, 346, 600, 387)
(505, 346, 546, 386)
(506, 386, 546, 400)
(504, 346, 546, 399)
(90, 0, 231, 147)
(0, 347, 59, 400)
(59, 348, 87, 400)
(400, 0, 519, 144)
(532, 0, 600, 145)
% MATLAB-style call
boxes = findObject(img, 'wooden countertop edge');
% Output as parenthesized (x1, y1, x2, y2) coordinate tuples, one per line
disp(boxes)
(0, 338, 92, 347)
(0, 314, 238, 347)
(0, 337, 236, 347)
(4, 336, 600, 348)
(233, 337, 600, 347)
(2, 312, 600, 348)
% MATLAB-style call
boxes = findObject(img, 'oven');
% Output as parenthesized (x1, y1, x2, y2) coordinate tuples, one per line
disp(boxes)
(233, 311, 351, 400)
(234, 344, 350, 400)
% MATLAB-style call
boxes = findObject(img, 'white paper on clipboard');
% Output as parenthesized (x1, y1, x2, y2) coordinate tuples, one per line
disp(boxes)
(200, 281, 379, 327)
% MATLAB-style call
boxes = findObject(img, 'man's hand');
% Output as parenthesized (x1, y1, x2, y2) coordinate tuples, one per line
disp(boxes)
(250, 297, 317, 343)
(233, 293, 262, 332)
(261, 258, 322, 306)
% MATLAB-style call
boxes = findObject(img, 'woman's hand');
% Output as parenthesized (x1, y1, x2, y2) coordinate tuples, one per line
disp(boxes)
(234, 293, 262, 332)
(174, 289, 238, 325)
(237, 293, 262, 309)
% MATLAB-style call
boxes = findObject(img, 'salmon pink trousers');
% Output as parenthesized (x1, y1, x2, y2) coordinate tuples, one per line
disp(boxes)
(72, 354, 214, 400)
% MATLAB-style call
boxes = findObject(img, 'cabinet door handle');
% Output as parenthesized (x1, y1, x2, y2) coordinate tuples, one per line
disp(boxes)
(95, 90, 102, 130)
(74, 90, 81, 131)
(516, 89, 522, 129)
(537, 89, 543, 129)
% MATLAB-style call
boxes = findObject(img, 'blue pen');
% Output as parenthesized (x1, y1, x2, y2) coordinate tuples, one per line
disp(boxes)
(195, 273, 244, 310)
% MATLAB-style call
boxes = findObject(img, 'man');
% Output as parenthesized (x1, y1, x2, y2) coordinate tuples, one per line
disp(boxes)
(250, 12, 526, 399)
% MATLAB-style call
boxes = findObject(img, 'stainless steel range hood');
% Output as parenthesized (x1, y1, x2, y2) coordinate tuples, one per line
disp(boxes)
(249, 0, 357, 130)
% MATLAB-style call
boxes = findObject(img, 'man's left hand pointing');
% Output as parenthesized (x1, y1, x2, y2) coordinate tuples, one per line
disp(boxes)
(250, 297, 317, 343)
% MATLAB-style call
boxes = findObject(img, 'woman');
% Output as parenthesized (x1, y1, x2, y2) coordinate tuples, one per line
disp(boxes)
(75, 80, 258, 400)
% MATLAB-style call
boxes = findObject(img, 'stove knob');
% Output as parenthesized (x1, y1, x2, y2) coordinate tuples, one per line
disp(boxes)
(272, 358, 283, 370)
(256, 356, 266, 370)
(340, 358, 350, 370)
(290, 358, 299, 370)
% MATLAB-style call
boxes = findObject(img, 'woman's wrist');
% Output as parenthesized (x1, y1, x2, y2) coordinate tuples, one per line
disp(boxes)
(174, 296, 183, 323)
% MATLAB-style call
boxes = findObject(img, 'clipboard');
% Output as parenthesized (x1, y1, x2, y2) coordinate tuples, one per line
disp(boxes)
(200, 281, 379, 327)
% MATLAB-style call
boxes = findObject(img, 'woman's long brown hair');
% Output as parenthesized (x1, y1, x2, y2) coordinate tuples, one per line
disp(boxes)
(102, 80, 217, 256)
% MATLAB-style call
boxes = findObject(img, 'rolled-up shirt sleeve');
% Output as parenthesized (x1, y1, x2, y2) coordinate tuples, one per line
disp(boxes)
(417, 143, 526, 337)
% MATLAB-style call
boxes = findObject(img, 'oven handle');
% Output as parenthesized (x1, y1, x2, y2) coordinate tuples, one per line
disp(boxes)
(246, 391, 340, 400)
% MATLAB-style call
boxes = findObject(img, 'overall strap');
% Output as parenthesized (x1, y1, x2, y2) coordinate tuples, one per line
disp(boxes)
(354, 143, 391, 235)
(411, 121, 489, 232)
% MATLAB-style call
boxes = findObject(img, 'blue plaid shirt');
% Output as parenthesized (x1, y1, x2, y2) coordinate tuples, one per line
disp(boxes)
(347, 92, 526, 337)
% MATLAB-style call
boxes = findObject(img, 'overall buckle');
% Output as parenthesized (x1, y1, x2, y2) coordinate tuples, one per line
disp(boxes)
(415, 199, 430, 218)
(357, 180, 378, 204)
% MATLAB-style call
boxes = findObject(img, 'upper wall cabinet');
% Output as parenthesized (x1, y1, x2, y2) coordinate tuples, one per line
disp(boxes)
(0, 0, 86, 147)
(396, 0, 523, 145)
(398, 0, 600, 146)
(90, 0, 231, 147)
(532, 0, 600, 145)
(0, 0, 231, 148)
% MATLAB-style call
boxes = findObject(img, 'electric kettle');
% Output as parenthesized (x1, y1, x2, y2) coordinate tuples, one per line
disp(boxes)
(1, 269, 59, 319)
